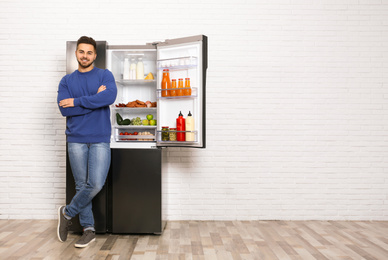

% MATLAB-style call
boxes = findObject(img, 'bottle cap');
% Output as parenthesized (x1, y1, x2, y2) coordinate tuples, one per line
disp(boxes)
(179, 78, 183, 80)
(179, 111, 183, 117)
(188, 111, 192, 116)
(172, 79, 176, 81)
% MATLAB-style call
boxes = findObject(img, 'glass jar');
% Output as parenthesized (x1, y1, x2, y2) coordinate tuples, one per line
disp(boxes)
(162, 126, 169, 141)
(169, 128, 177, 141)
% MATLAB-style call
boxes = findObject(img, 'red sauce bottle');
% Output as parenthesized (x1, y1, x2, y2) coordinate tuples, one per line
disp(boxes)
(176, 111, 186, 141)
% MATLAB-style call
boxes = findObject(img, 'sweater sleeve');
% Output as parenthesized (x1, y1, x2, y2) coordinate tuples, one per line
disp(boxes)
(57, 76, 93, 117)
(73, 70, 117, 109)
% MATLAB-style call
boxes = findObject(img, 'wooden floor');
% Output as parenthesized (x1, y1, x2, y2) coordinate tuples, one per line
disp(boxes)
(0, 220, 387, 259)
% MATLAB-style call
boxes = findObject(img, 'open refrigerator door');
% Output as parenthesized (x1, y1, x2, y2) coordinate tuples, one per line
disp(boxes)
(156, 35, 207, 148)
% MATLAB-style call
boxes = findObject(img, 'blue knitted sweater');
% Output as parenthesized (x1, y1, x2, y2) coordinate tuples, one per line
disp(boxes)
(57, 67, 117, 143)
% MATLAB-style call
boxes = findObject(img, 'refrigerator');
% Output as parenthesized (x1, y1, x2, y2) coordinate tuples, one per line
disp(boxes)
(65, 35, 208, 234)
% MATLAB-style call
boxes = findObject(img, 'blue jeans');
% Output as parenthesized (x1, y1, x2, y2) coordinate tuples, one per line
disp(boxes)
(65, 142, 110, 229)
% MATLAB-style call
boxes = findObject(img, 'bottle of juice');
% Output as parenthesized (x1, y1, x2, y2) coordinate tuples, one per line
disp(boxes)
(185, 111, 195, 141)
(161, 69, 171, 97)
(176, 111, 186, 141)
(184, 78, 191, 96)
(177, 78, 184, 96)
(170, 79, 177, 96)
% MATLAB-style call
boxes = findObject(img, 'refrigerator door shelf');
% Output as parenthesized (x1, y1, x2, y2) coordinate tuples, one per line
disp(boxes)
(156, 87, 197, 99)
(157, 56, 197, 70)
(156, 130, 198, 143)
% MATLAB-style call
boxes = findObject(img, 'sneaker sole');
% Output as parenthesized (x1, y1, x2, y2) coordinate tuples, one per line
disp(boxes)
(74, 238, 96, 248)
(57, 206, 65, 242)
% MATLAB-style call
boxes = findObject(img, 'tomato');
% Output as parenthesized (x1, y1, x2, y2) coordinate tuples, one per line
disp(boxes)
(133, 132, 138, 135)
(124, 132, 129, 135)
(119, 132, 124, 135)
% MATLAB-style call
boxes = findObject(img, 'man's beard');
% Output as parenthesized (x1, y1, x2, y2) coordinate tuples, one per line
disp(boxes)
(77, 59, 94, 69)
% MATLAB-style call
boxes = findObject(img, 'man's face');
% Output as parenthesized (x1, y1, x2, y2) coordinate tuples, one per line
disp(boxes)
(75, 43, 97, 69)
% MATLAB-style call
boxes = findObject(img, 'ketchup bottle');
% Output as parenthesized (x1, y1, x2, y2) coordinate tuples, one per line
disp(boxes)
(176, 111, 186, 141)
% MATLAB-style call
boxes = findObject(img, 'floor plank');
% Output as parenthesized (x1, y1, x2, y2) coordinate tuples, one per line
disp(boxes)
(0, 220, 388, 259)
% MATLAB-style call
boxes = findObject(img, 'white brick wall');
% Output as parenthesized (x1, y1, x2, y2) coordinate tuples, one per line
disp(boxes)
(1, 0, 388, 220)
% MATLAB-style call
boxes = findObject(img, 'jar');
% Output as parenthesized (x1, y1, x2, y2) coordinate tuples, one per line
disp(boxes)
(169, 128, 177, 141)
(162, 126, 169, 141)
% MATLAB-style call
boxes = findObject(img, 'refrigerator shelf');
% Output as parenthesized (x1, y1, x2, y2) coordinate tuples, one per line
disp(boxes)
(157, 56, 197, 70)
(115, 125, 157, 129)
(112, 107, 157, 112)
(116, 79, 156, 86)
(117, 135, 155, 141)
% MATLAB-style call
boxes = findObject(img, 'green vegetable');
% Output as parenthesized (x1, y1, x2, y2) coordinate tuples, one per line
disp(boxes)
(121, 119, 130, 125)
(116, 113, 123, 125)
(116, 113, 130, 125)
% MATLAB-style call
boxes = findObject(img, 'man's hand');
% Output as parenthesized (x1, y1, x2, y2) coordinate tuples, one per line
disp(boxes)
(97, 85, 106, 93)
(59, 85, 105, 108)
(59, 98, 74, 108)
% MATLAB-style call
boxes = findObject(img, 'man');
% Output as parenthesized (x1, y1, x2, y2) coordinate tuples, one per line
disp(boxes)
(57, 36, 117, 248)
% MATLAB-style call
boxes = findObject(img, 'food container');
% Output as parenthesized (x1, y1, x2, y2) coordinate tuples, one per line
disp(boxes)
(169, 128, 177, 141)
(162, 126, 169, 141)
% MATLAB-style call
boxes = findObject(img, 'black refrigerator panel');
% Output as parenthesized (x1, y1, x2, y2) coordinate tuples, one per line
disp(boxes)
(111, 148, 164, 234)
(65, 145, 110, 233)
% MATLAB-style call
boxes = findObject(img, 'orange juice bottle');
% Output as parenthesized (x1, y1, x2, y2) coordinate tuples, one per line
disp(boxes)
(161, 69, 171, 97)
(184, 78, 191, 96)
(170, 79, 177, 96)
(177, 78, 184, 96)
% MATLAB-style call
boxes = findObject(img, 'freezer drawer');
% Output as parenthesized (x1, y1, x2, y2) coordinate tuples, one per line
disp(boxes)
(111, 148, 164, 234)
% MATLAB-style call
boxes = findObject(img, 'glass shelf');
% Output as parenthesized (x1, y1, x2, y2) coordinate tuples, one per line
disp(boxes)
(112, 107, 157, 112)
(116, 79, 156, 85)
(116, 135, 156, 142)
(114, 125, 157, 129)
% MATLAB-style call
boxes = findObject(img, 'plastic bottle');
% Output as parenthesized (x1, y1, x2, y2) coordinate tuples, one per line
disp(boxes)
(184, 78, 191, 96)
(129, 58, 136, 79)
(185, 111, 195, 141)
(177, 78, 184, 96)
(123, 58, 130, 80)
(136, 57, 144, 79)
(161, 69, 171, 97)
(176, 111, 186, 141)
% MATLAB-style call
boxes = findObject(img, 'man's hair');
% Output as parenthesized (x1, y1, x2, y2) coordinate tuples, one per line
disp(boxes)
(76, 36, 97, 51)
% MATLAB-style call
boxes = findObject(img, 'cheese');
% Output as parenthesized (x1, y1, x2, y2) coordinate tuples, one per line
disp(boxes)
(144, 72, 154, 80)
